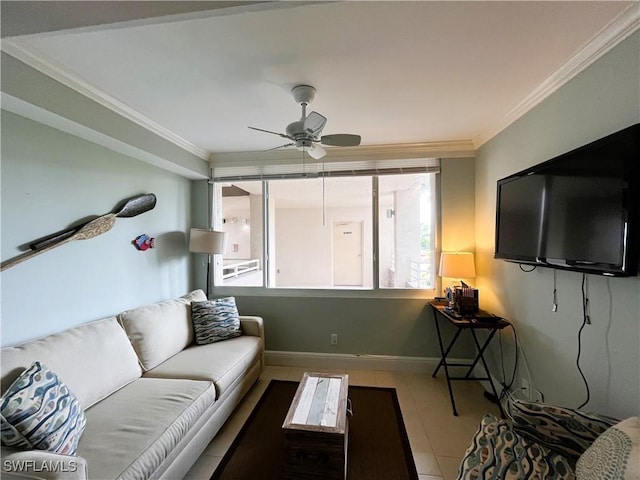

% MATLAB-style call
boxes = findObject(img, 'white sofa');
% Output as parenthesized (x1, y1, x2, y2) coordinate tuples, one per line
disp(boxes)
(1, 290, 264, 480)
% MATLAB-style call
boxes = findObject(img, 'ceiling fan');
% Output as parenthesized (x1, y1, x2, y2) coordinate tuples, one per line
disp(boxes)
(249, 85, 361, 159)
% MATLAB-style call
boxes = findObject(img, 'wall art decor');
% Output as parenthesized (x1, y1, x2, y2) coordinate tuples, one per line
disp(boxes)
(133, 234, 155, 251)
(1, 193, 157, 271)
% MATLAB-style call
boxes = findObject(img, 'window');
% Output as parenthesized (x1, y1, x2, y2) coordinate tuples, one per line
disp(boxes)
(217, 181, 264, 287)
(213, 158, 439, 292)
(378, 173, 436, 289)
(269, 176, 372, 288)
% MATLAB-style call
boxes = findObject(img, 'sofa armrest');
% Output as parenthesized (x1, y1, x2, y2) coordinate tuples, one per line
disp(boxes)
(502, 393, 619, 464)
(240, 316, 264, 340)
(1, 448, 88, 480)
(240, 316, 265, 368)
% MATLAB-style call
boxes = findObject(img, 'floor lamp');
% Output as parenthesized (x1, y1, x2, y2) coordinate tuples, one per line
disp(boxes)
(189, 228, 227, 298)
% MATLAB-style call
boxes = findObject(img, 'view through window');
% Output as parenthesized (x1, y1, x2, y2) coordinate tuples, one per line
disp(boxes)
(215, 172, 436, 291)
(218, 181, 264, 287)
(378, 173, 436, 289)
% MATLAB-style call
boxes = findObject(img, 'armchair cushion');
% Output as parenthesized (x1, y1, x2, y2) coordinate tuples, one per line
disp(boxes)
(458, 414, 574, 480)
(502, 395, 618, 465)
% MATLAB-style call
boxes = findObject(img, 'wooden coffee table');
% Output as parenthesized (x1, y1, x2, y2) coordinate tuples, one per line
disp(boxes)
(282, 372, 350, 479)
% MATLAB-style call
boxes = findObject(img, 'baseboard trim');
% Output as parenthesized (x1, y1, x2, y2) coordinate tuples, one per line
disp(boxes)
(265, 350, 476, 374)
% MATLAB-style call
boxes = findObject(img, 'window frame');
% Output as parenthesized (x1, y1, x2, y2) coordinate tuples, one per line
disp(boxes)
(211, 169, 441, 299)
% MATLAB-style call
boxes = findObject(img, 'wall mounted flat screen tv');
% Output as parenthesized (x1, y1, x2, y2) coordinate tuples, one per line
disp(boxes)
(495, 123, 639, 276)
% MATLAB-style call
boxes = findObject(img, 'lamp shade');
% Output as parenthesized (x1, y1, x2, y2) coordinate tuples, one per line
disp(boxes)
(439, 252, 476, 278)
(189, 228, 226, 254)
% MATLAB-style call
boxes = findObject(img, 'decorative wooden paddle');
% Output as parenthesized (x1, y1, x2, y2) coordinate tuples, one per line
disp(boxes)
(29, 193, 157, 251)
(1, 215, 117, 272)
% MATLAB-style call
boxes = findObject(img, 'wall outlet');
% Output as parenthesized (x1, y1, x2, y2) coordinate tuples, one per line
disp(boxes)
(331, 333, 338, 345)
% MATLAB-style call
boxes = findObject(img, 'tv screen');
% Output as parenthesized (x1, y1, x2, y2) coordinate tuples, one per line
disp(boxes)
(543, 176, 625, 266)
(495, 123, 639, 276)
(495, 174, 545, 262)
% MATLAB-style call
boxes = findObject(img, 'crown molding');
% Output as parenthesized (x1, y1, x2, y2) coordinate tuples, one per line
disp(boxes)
(1, 39, 210, 160)
(210, 140, 475, 166)
(473, 3, 640, 149)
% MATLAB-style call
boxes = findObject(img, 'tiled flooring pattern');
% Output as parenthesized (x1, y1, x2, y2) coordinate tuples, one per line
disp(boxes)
(185, 365, 500, 480)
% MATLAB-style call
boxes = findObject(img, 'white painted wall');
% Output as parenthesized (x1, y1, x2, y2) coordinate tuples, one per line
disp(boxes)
(1, 111, 193, 346)
(221, 194, 263, 269)
(475, 32, 640, 419)
(222, 207, 252, 259)
(274, 206, 373, 288)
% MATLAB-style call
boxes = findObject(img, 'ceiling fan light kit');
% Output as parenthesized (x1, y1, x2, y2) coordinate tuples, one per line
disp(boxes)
(249, 84, 361, 159)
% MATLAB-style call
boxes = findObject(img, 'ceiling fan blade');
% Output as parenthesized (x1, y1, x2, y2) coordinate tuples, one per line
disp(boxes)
(303, 111, 327, 137)
(265, 143, 295, 151)
(306, 143, 326, 160)
(320, 134, 361, 147)
(248, 126, 291, 140)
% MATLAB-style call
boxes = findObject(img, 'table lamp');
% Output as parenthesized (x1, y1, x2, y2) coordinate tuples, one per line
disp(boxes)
(439, 252, 476, 309)
(189, 228, 227, 297)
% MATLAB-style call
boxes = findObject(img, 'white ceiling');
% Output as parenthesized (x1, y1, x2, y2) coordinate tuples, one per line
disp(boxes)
(2, 1, 638, 163)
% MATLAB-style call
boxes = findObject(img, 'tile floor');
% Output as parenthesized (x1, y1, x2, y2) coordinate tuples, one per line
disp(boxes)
(185, 365, 501, 480)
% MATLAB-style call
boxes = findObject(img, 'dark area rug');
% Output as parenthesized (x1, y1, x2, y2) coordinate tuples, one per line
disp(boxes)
(211, 379, 419, 480)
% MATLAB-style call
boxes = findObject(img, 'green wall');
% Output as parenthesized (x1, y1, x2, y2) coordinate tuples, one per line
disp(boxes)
(475, 32, 640, 419)
(1, 111, 193, 346)
(234, 295, 475, 358)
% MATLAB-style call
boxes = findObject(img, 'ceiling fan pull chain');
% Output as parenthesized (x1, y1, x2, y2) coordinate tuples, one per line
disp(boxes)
(322, 163, 326, 227)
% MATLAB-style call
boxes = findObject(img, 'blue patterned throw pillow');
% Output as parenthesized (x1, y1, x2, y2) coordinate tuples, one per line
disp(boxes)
(191, 297, 242, 344)
(1, 361, 86, 455)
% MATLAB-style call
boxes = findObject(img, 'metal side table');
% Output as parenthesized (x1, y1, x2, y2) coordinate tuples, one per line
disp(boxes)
(430, 301, 509, 417)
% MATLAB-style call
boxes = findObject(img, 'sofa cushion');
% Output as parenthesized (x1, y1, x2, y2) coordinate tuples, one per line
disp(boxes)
(143, 335, 263, 399)
(1, 361, 86, 456)
(191, 297, 242, 345)
(457, 414, 574, 480)
(77, 377, 215, 480)
(1, 317, 141, 409)
(576, 417, 640, 480)
(118, 290, 207, 370)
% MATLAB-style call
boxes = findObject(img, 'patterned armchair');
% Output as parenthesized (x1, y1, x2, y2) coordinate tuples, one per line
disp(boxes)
(457, 393, 639, 480)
